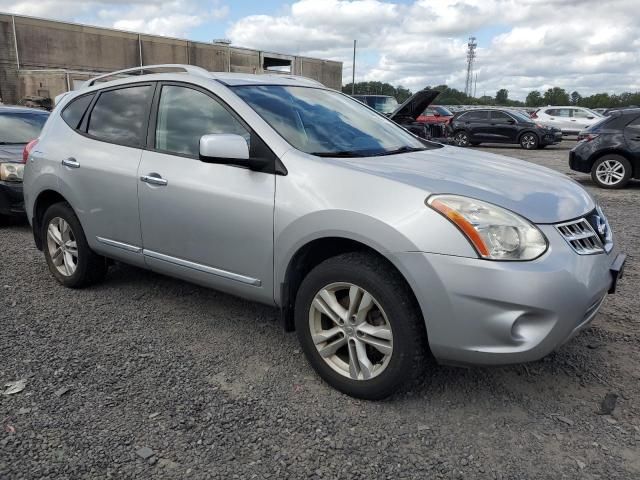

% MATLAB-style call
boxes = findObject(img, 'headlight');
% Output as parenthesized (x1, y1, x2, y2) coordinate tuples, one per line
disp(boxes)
(427, 194, 548, 261)
(0, 163, 24, 182)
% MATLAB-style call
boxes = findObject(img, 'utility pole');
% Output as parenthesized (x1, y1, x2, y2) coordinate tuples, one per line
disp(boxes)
(352, 40, 356, 95)
(464, 36, 477, 97)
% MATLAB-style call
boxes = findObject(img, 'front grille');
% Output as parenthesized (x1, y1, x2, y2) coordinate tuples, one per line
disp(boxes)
(556, 218, 605, 255)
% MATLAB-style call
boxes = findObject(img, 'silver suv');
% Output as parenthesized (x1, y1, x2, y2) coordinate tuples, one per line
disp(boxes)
(23, 65, 625, 399)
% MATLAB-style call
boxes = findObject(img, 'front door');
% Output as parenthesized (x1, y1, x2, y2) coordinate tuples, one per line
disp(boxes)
(137, 83, 276, 303)
(489, 111, 518, 142)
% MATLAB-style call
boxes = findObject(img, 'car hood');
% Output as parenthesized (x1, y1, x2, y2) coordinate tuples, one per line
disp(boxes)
(389, 89, 440, 122)
(338, 146, 594, 224)
(0, 144, 24, 163)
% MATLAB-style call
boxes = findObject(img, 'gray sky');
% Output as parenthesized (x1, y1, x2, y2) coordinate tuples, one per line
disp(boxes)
(2, 0, 638, 99)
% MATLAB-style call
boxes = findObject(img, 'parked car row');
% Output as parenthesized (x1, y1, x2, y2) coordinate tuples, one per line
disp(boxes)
(1, 66, 629, 400)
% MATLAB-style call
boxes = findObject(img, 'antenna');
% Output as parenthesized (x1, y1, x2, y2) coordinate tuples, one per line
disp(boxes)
(464, 37, 477, 97)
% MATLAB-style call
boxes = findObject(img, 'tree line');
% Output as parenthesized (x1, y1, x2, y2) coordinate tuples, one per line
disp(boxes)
(343, 82, 640, 109)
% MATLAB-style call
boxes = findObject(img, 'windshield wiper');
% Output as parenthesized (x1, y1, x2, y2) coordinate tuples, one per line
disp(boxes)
(372, 146, 426, 156)
(310, 150, 370, 158)
(0, 142, 25, 145)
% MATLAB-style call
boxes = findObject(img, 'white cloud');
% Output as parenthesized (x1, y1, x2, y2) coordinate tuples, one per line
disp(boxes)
(227, 0, 640, 99)
(0, 1, 229, 38)
(1, 0, 638, 99)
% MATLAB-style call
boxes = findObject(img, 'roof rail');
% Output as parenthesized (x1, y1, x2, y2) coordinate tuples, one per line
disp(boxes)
(83, 64, 211, 88)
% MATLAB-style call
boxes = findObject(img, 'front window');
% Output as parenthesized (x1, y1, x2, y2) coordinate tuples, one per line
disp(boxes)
(0, 113, 48, 144)
(155, 85, 250, 157)
(507, 110, 532, 123)
(233, 86, 426, 157)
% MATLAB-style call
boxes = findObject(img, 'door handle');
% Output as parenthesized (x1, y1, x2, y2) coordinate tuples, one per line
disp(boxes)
(140, 174, 168, 186)
(62, 158, 80, 168)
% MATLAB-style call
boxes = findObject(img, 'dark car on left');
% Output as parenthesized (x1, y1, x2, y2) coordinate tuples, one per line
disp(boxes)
(0, 106, 49, 220)
(449, 108, 562, 149)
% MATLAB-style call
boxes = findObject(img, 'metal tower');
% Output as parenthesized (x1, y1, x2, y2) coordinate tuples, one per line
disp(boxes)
(464, 37, 477, 97)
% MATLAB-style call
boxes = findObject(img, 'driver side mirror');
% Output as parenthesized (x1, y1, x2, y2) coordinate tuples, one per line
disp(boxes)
(433, 112, 441, 117)
(199, 134, 269, 171)
(587, 116, 594, 120)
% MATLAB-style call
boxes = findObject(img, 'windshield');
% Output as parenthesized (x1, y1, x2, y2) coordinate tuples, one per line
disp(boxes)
(0, 113, 48, 144)
(586, 108, 604, 118)
(234, 86, 426, 157)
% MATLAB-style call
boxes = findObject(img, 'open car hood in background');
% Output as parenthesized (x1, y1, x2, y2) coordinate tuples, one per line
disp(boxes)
(389, 89, 440, 122)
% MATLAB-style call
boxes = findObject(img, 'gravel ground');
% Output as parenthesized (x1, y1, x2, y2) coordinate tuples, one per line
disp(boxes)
(1, 139, 639, 479)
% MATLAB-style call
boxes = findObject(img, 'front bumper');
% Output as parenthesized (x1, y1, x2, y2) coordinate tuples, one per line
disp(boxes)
(540, 130, 563, 145)
(0, 181, 25, 216)
(391, 225, 624, 366)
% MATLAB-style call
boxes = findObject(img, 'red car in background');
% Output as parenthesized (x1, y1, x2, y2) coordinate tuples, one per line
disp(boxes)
(417, 105, 454, 124)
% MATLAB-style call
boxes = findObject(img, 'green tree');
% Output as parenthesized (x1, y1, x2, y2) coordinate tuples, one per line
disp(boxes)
(570, 91, 582, 105)
(543, 87, 570, 105)
(525, 90, 543, 107)
(342, 82, 413, 102)
(495, 89, 509, 105)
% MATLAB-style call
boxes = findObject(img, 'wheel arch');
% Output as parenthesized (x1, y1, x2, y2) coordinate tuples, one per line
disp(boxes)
(517, 130, 539, 143)
(32, 190, 71, 250)
(588, 149, 637, 177)
(279, 236, 423, 332)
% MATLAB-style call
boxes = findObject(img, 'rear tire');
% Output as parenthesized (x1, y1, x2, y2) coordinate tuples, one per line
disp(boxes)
(591, 155, 632, 189)
(42, 202, 108, 288)
(294, 252, 427, 400)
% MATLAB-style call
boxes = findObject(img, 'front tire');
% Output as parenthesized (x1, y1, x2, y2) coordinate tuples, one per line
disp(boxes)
(520, 132, 539, 149)
(42, 202, 108, 288)
(453, 131, 470, 147)
(591, 155, 632, 189)
(294, 252, 427, 400)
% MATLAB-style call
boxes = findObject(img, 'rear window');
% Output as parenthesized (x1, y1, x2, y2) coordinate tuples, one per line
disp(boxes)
(61, 94, 94, 130)
(0, 112, 48, 144)
(87, 85, 153, 147)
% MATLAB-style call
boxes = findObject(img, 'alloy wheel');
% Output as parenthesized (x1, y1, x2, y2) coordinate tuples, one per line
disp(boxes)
(595, 159, 625, 186)
(521, 134, 537, 149)
(308, 282, 393, 381)
(46, 217, 78, 276)
(454, 132, 469, 147)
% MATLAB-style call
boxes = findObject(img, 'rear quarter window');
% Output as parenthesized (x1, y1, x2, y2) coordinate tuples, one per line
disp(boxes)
(61, 94, 94, 130)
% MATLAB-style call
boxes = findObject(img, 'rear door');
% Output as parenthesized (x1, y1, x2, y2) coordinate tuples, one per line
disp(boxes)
(459, 110, 489, 141)
(137, 82, 276, 303)
(623, 116, 640, 162)
(55, 83, 154, 266)
(489, 111, 518, 142)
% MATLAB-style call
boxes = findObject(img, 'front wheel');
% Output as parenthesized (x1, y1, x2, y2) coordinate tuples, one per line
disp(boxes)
(294, 252, 427, 400)
(591, 155, 632, 189)
(520, 133, 539, 149)
(42, 202, 108, 288)
(453, 131, 470, 147)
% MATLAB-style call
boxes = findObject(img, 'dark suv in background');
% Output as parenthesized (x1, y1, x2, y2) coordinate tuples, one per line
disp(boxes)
(449, 109, 562, 149)
(570, 108, 640, 189)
